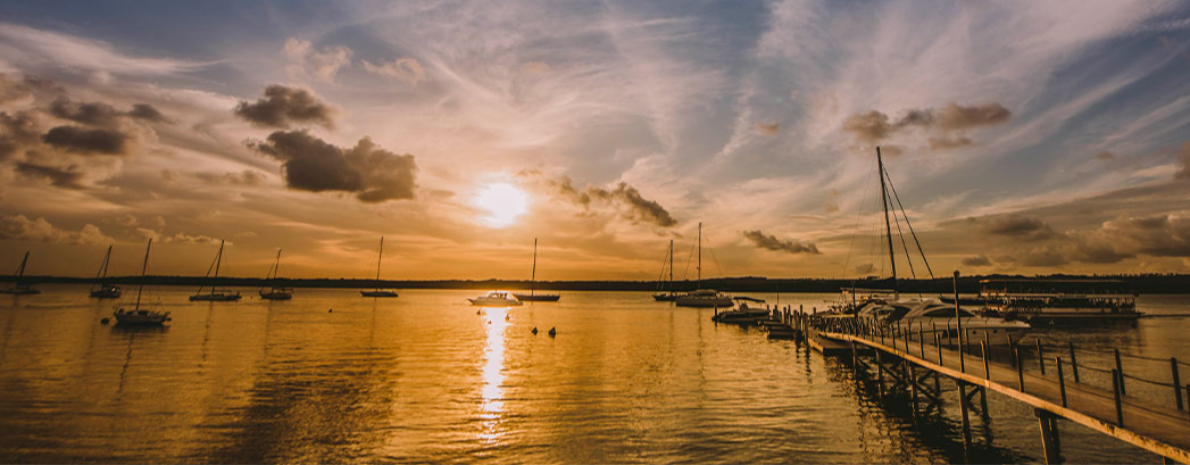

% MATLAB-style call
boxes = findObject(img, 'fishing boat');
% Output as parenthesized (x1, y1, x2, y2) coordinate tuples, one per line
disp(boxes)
(258, 249, 293, 300)
(469, 291, 522, 307)
(89, 245, 122, 299)
(711, 299, 771, 324)
(978, 279, 1140, 324)
(189, 240, 242, 301)
(652, 240, 679, 301)
(676, 223, 734, 308)
(513, 238, 560, 302)
(113, 239, 170, 326)
(0, 251, 40, 295)
(360, 237, 398, 298)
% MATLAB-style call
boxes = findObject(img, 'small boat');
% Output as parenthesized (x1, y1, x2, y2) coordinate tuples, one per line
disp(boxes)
(676, 223, 733, 308)
(978, 279, 1141, 324)
(652, 239, 680, 301)
(361, 237, 399, 298)
(0, 251, 40, 295)
(258, 249, 293, 300)
(89, 245, 122, 299)
(711, 302, 771, 324)
(189, 239, 242, 302)
(860, 298, 1030, 345)
(113, 239, 170, 326)
(513, 238, 560, 302)
(469, 291, 522, 307)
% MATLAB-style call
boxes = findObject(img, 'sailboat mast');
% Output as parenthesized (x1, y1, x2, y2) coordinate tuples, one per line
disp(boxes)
(376, 237, 384, 289)
(17, 251, 29, 279)
(877, 147, 899, 297)
(668, 239, 674, 295)
(697, 222, 702, 289)
(530, 238, 538, 296)
(135, 239, 151, 311)
(212, 240, 224, 296)
(273, 249, 282, 280)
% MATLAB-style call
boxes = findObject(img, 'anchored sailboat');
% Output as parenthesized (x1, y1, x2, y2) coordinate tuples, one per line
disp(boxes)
(0, 251, 40, 295)
(652, 240, 678, 301)
(513, 238, 560, 302)
(113, 239, 170, 326)
(675, 223, 733, 308)
(90, 245, 122, 299)
(361, 237, 399, 297)
(189, 240, 242, 301)
(258, 249, 293, 300)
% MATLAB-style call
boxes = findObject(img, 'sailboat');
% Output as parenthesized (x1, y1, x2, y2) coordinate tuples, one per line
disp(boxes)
(90, 245, 122, 299)
(258, 249, 293, 300)
(846, 146, 1029, 341)
(652, 240, 678, 301)
(189, 239, 242, 301)
(675, 223, 734, 308)
(360, 237, 399, 297)
(113, 239, 170, 326)
(0, 251, 40, 295)
(513, 238, 560, 302)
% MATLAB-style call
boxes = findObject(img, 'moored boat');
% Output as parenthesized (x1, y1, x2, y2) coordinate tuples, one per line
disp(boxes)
(89, 245, 122, 299)
(469, 291, 522, 307)
(189, 240, 242, 302)
(0, 251, 40, 295)
(113, 239, 170, 326)
(258, 249, 293, 300)
(512, 238, 560, 302)
(678, 222, 734, 308)
(360, 237, 399, 298)
(978, 279, 1140, 324)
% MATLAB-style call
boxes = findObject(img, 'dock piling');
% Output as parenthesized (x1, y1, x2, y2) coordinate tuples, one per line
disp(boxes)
(1037, 339, 1045, 375)
(1112, 369, 1124, 427)
(1037, 409, 1062, 464)
(959, 382, 972, 448)
(1115, 349, 1127, 396)
(1057, 357, 1068, 408)
(981, 341, 990, 380)
(1070, 342, 1080, 383)
(1016, 346, 1025, 392)
(1172, 358, 1183, 411)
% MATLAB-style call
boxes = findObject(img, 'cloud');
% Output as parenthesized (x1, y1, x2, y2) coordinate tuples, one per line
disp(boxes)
(742, 230, 820, 254)
(283, 38, 351, 84)
(248, 130, 417, 202)
(0, 110, 40, 161)
(933, 103, 1012, 131)
(755, 122, 780, 136)
(961, 255, 992, 267)
(1176, 142, 1190, 180)
(41, 125, 128, 155)
(928, 135, 973, 151)
(0, 214, 112, 244)
(128, 103, 169, 123)
(1096, 150, 1115, 161)
(841, 102, 1012, 149)
(841, 110, 891, 143)
(14, 162, 86, 189)
(48, 97, 123, 127)
(361, 57, 426, 86)
(195, 169, 266, 186)
(978, 214, 1056, 241)
(163, 232, 222, 244)
(234, 85, 336, 129)
(551, 177, 677, 227)
(855, 263, 876, 275)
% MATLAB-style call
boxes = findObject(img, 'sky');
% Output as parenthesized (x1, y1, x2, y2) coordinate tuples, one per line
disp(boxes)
(3, 0, 1190, 281)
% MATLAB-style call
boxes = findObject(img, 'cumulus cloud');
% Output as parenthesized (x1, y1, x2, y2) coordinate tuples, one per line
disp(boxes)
(551, 177, 677, 227)
(742, 230, 820, 254)
(0, 214, 112, 244)
(128, 103, 169, 123)
(14, 162, 86, 189)
(234, 85, 336, 129)
(756, 122, 780, 136)
(855, 263, 876, 275)
(164, 232, 222, 244)
(1176, 142, 1190, 180)
(41, 125, 128, 155)
(283, 38, 351, 84)
(362, 57, 426, 85)
(961, 255, 992, 267)
(0, 111, 40, 161)
(842, 102, 1011, 151)
(47, 96, 169, 127)
(248, 130, 417, 203)
(978, 214, 1056, 241)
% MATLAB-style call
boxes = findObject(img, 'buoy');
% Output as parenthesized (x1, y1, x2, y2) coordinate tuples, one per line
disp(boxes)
(328, 308, 333, 313)
(476, 310, 481, 315)
(548, 327, 556, 337)
(505, 314, 509, 321)
(100, 317, 110, 325)
(531, 326, 538, 335)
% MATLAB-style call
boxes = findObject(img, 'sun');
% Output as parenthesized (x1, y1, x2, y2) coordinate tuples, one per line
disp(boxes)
(476, 183, 529, 228)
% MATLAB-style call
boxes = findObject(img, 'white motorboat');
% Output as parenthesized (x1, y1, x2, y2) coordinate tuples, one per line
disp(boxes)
(858, 298, 1030, 345)
(113, 239, 170, 326)
(676, 289, 735, 308)
(190, 239, 242, 302)
(469, 291, 523, 307)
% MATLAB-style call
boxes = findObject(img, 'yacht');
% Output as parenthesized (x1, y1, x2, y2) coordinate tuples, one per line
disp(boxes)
(857, 298, 1029, 345)
(513, 238, 560, 302)
(89, 245, 122, 299)
(0, 251, 40, 295)
(711, 300, 771, 324)
(469, 291, 523, 307)
(189, 240, 242, 302)
(676, 222, 734, 308)
(978, 279, 1140, 324)
(113, 239, 170, 326)
(258, 249, 293, 300)
(652, 240, 679, 301)
(360, 237, 399, 298)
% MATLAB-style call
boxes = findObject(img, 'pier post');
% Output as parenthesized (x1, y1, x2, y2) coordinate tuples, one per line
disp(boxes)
(1036, 409, 1061, 464)
(1009, 335, 1017, 368)
(1037, 339, 1045, 375)
(981, 341, 990, 380)
(876, 351, 886, 399)
(1112, 369, 1124, 426)
(1115, 349, 1126, 395)
(919, 323, 925, 358)
(909, 364, 919, 417)
(936, 333, 943, 365)
(1172, 358, 1182, 411)
(1016, 346, 1025, 392)
(1069, 342, 1080, 383)
(959, 382, 972, 448)
(1057, 357, 1068, 408)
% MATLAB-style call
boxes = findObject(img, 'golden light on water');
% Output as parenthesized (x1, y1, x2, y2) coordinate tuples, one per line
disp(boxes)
(476, 183, 529, 228)
(479, 306, 508, 444)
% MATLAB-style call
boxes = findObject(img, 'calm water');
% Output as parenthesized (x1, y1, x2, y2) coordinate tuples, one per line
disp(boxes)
(1, 286, 1188, 463)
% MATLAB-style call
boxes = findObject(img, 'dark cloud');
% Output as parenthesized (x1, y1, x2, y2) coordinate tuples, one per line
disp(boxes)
(15, 162, 86, 189)
(0, 111, 40, 161)
(842, 102, 1011, 149)
(960, 255, 992, 267)
(128, 104, 169, 123)
(756, 122, 780, 136)
(49, 97, 123, 127)
(841, 110, 891, 143)
(1176, 142, 1190, 180)
(551, 177, 677, 227)
(934, 103, 1011, 131)
(742, 230, 820, 255)
(248, 130, 416, 202)
(0, 74, 62, 105)
(42, 125, 128, 155)
(234, 85, 336, 129)
(195, 170, 267, 186)
(1096, 150, 1115, 161)
(928, 135, 973, 151)
(979, 214, 1056, 240)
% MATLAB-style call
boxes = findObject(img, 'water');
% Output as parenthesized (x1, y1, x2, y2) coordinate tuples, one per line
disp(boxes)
(1, 286, 1187, 463)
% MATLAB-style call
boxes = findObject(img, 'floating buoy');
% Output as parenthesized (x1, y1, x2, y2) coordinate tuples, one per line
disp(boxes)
(100, 317, 110, 325)
(328, 308, 333, 313)
(548, 327, 556, 337)
(476, 310, 481, 315)
(531, 326, 538, 335)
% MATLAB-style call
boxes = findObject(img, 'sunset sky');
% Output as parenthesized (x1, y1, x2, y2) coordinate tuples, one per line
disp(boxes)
(3, 1, 1190, 281)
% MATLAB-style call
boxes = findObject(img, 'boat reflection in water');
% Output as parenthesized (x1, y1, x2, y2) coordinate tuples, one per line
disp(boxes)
(479, 306, 507, 445)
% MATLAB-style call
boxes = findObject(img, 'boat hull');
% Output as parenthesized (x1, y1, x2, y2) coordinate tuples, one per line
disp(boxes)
(469, 298, 522, 307)
(189, 293, 242, 302)
(652, 293, 678, 302)
(675, 297, 735, 308)
(114, 309, 170, 326)
(90, 287, 122, 299)
(259, 290, 294, 300)
(361, 290, 399, 297)
(513, 293, 560, 302)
